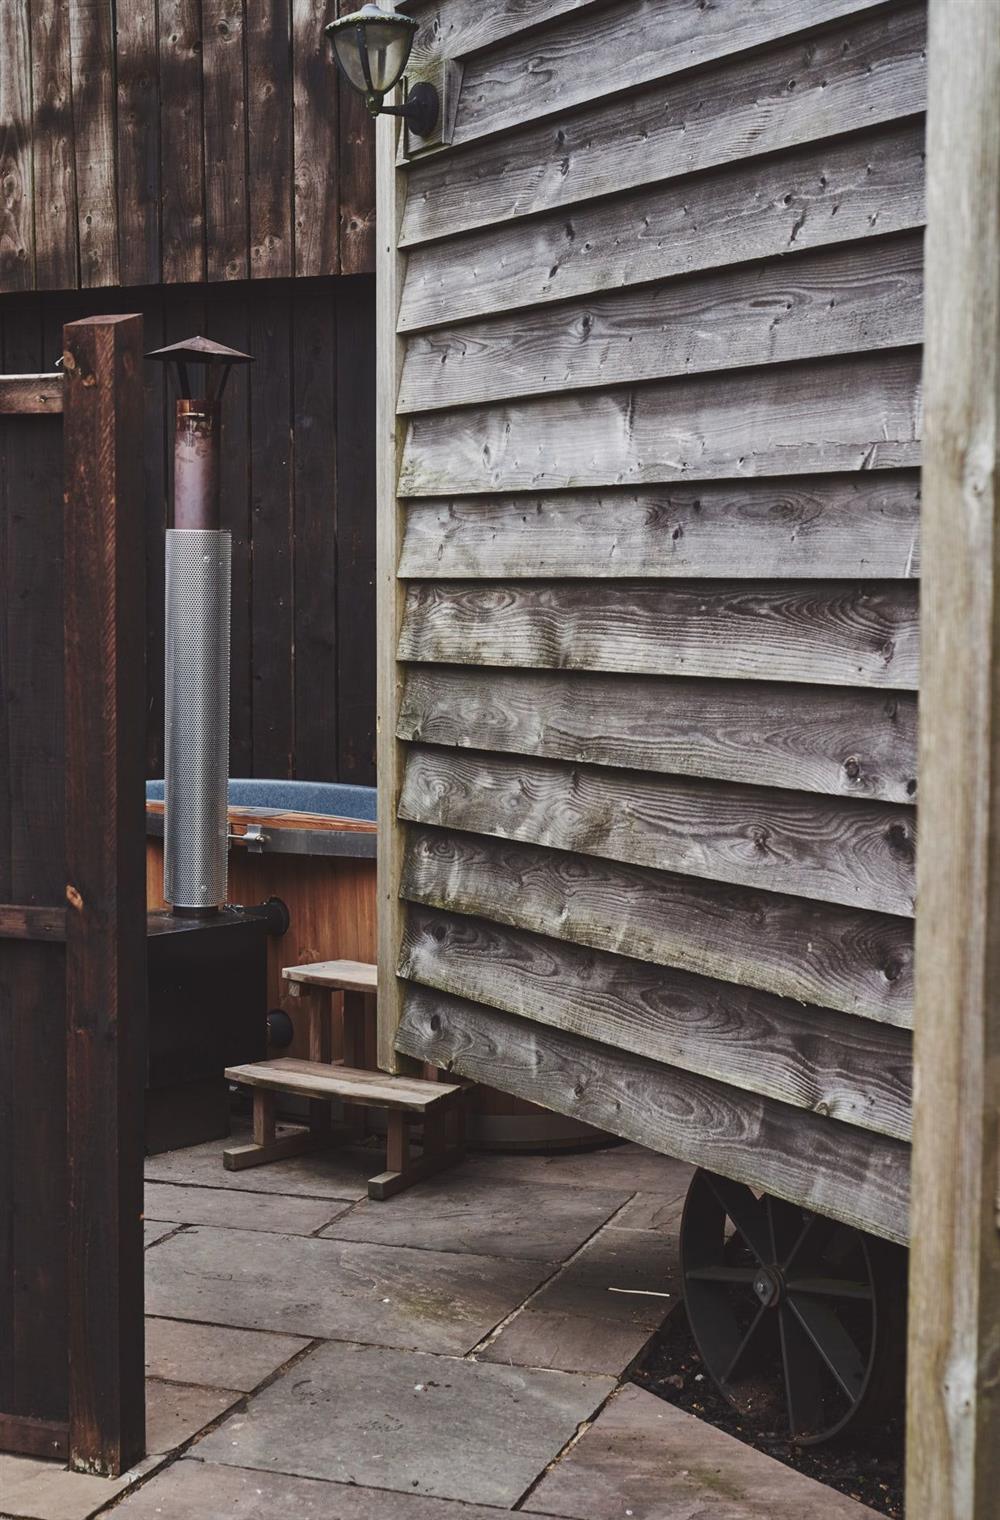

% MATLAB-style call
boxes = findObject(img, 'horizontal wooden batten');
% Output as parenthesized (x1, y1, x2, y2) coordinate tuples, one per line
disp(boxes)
(0, 905, 68, 941)
(399, 581, 919, 689)
(0, 1413, 69, 1460)
(0, 374, 64, 414)
(399, 746, 917, 916)
(409, 0, 605, 66)
(401, 826, 914, 1026)
(410, 0, 895, 154)
(399, 474, 922, 581)
(402, 2, 926, 247)
(399, 234, 923, 412)
(399, 352, 922, 496)
(397, 986, 911, 1244)
(398, 666, 918, 803)
(399, 119, 925, 332)
(400, 905, 913, 1140)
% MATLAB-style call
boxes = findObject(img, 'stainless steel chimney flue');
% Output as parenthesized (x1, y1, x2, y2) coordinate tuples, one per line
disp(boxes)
(148, 337, 254, 917)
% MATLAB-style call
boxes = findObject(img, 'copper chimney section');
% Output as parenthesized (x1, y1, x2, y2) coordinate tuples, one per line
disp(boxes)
(148, 337, 253, 916)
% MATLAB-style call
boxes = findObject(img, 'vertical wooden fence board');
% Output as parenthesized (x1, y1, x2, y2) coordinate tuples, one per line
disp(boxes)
(338, 66, 376, 277)
(115, 0, 160, 288)
(906, 1, 1000, 1514)
(68, 0, 119, 287)
(31, 0, 78, 291)
(292, 281, 338, 776)
(336, 274, 376, 784)
(247, 0, 293, 279)
(292, 0, 340, 279)
(158, 0, 206, 284)
(250, 282, 294, 773)
(202, 0, 250, 282)
(0, 0, 35, 291)
(212, 286, 254, 775)
(63, 313, 146, 1475)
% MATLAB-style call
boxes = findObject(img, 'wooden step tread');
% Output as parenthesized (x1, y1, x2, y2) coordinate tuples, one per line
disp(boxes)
(225, 1057, 459, 1112)
(283, 959, 377, 993)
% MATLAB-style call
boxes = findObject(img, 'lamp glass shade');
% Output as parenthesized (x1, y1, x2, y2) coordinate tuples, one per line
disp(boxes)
(328, 5, 417, 97)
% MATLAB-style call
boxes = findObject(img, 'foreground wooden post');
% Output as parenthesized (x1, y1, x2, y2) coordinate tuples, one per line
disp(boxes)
(63, 315, 147, 1475)
(907, 5, 1000, 1515)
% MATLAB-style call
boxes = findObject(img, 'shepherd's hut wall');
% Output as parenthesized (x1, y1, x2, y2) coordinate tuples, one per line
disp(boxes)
(386, 0, 925, 1246)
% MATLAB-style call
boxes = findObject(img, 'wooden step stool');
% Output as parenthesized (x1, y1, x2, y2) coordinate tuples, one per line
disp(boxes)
(223, 960, 466, 1200)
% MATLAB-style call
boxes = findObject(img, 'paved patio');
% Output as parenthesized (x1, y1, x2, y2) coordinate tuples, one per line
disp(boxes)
(1, 1133, 878, 1519)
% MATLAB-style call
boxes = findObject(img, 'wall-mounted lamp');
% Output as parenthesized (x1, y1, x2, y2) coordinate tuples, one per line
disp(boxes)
(326, 4, 440, 139)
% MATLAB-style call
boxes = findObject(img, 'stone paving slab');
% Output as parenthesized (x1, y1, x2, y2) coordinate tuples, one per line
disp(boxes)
(466, 1145, 693, 1198)
(146, 1181, 351, 1235)
(144, 1135, 373, 1201)
(109, 1459, 518, 1519)
(193, 1340, 614, 1507)
(529, 1227, 680, 1329)
(479, 1307, 653, 1377)
(0, 1455, 139, 1520)
(524, 1384, 879, 1519)
(145, 1226, 552, 1354)
(145, 1317, 310, 1392)
(612, 1191, 688, 1233)
(145, 1379, 243, 1455)
(320, 1174, 628, 1260)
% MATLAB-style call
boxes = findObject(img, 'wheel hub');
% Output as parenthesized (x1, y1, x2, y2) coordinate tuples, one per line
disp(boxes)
(752, 1264, 783, 1308)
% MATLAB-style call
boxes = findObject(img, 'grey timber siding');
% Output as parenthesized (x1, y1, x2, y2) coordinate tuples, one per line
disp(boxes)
(384, 0, 925, 1245)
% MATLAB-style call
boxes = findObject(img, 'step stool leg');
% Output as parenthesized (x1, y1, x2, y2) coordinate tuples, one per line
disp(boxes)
(367, 1097, 466, 1202)
(306, 987, 333, 1135)
(341, 990, 369, 1138)
(224, 1084, 334, 1172)
(254, 1089, 276, 1146)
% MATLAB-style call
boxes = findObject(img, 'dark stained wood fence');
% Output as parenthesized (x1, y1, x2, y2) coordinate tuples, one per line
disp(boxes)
(380, 0, 925, 1246)
(0, 0, 374, 293)
(0, 315, 146, 1474)
(0, 274, 376, 784)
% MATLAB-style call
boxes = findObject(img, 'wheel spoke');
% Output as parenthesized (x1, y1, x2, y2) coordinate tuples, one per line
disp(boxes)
(767, 1194, 808, 1262)
(786, 1276, 873, 1302)
(705, 1175, 771, 1263)
(685, 1265, 757, 1285)
(789, 1292, 866, 1402)
(779, 1304, 826, 1439)
(722, 1305, 768, 1383)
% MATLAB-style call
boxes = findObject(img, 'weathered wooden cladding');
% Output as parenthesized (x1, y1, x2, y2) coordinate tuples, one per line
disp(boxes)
(408, 0, 898, 153)
(399, 747, 917, 917)
(402, 1, 926, 247)
(399, 351, 922, 496)
(399, 581, 919, 688)
(399, 120, 925, 332)
(398, 986, 911, 1244)
(399, 474, 922, 581)
(399, 234, 923, 412)
(401, 827, 914, 1026)
(400, 905, 912, 1140)
(398, 666, 918, 802)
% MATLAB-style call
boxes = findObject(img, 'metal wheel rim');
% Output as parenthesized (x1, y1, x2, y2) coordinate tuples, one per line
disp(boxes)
(680, 1169, 902, 1445)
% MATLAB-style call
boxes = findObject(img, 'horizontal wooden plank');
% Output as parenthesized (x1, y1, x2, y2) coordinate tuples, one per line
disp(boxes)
(284, 960, 377, 992)
(399, 120, 925, 331)
(399, 581, 920, 690)
(398, 474, 922, 581)
(401, 826, 914, 1026)
(398, 666, 918, 803)
(400, 905, 912, 1140)
(0, 905, 67, 941)
(398, 234, 923, 412)
(0, 374, 63, 414)
(414, 0, 894, 153)
(399, 352, 922, 496)
(408, 0, 605, 65)
(397, 986, 911, 1243)
(225, 1057, 459, 1111)
(401, 1, 926, 246)
(398, 746, 917, 916)
(0, 1413, 69, 1461)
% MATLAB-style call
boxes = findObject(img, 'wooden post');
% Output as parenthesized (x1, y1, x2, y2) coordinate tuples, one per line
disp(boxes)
(63, 315, 147, 1476)
(907, 5, 1000, 1516)
(375, 102, 417, 1075)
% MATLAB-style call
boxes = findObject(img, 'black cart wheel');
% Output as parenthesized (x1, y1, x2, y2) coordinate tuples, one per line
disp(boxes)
(680, 1169, 906, 1444)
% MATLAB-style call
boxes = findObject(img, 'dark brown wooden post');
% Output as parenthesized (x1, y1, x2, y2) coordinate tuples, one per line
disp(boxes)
(63, 315, 147, 1476)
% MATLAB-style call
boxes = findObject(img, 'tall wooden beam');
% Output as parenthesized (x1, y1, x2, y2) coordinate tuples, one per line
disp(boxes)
(907, 4, 1000, 1515)
(63, 315, 147, 1476)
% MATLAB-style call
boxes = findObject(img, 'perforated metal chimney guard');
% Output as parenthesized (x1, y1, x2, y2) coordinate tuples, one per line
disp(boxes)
(164, 529, 232, 911)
